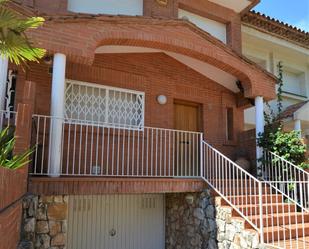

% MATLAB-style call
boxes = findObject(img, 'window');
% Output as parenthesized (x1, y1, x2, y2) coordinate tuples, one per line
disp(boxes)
(226, 107, 234, 141)
(67, 0, 143, 15)
(282, 69, 306, 97)
(178, 9, 227, 43)
(64, 80, 145, 129)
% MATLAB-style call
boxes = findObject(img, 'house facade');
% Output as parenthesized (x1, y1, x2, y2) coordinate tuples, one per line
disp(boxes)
(0, 1, 308, 249)
(242, 11, 309, 145)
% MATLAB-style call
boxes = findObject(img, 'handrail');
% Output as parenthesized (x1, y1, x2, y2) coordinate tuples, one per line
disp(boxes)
(31, 114, 203, 134)
(31, 114, 202, 177)
(29, 113, 309, 248)
(262, 150, 309, 211)
(201, 140, 263, 232)
(201, 141, 309, 248)
(263, 150, 309, 177)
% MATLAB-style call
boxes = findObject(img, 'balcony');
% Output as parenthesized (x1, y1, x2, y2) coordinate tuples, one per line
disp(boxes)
(29, 114, 206, 194)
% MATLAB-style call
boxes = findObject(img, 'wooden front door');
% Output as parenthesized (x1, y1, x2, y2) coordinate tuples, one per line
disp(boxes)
(174, 100, 201, 176)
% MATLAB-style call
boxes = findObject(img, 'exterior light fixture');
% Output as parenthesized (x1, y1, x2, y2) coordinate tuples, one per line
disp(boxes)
(185, 194, 194, 205)
(157, 95, 167, 105)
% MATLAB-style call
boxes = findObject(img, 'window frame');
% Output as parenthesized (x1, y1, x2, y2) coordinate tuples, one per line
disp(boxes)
(64, 79, 145, 130)
(225, 106, 235, 143)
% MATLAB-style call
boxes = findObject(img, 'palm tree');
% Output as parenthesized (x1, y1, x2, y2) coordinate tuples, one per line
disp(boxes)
(0, 0, 45, 65)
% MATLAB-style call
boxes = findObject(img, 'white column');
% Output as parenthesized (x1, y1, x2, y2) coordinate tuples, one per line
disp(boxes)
(294, 119, 301, 138)
(49, 53, 66, 177)
(0, 56, 8, 111)
(255, 96, 264, 176)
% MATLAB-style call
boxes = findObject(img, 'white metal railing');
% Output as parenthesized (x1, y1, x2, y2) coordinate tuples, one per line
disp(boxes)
(262, 150, 309, 210)
(29, 113, 309, 248)
(201, 141, 309, 249)
(0, 110, 17, 130)
(30, 114, 202, 177)
(201, 140, 264, 231)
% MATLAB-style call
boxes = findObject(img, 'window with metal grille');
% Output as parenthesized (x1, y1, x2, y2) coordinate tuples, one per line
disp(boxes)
(64, 79, 145, 129)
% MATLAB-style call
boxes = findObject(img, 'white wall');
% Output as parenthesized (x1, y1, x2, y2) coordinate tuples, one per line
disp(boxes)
(242, 25, 309, 130)
(178, 9, 227, 43)
(67, 0, 143, 15)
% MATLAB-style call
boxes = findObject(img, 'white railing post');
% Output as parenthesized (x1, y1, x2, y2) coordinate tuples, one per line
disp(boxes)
(200, 133, 203, 177)
(49, 53, 66, 177)
(258, 181, 264, 244)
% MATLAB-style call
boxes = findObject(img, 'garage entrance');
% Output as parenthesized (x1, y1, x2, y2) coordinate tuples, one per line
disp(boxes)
(67, 194, 165, 249)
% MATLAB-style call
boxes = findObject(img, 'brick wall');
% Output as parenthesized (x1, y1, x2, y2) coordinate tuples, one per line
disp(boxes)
(0, 202, 23, 249)
(144, 0, 178, 18)
(17, 0, 68, 13)
(26, 19, 276, 100)
(21, 0, 244, 54)
(179, 0, 243, 52)
(16, 52, 244, 158)
(0, 84, 34, 249)
(239, 128, 257, 173)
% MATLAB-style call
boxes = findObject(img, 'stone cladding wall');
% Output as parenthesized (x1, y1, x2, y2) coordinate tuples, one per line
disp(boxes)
(19, 195, 67, 249)
(20, 191, 262, 249)
(166, 189, 262, 249)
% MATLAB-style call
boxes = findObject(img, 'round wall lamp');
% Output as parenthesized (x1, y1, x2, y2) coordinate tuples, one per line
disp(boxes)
(157, 95, 167, 105)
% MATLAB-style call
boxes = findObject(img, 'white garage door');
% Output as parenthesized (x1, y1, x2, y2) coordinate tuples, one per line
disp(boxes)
(67, 194, 165, 249)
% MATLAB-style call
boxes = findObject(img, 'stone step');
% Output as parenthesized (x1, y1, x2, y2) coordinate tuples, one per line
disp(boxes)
(218, 187, 272, 195)
(221, 194, 284, 205)
(247, 212, 309, 228)
(276, 236, 309, 249)
(233, 203, 296, 216)
(263, 222, 309, 242)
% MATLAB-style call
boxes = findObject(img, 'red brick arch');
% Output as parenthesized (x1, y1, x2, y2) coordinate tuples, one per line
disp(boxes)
(29, 17, 276, 99)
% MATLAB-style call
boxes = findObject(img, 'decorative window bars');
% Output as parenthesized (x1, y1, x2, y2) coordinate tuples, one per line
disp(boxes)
(64, 80, 145, 129)
(5, 70, 17, 116)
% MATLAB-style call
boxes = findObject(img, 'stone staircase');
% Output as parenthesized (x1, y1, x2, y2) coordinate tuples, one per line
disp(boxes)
(215, 180, 309, 249)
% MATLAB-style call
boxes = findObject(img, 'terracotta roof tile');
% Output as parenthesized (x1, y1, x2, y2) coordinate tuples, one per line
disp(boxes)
(279, 101, 309, 120)
(242, 10, 309, 49)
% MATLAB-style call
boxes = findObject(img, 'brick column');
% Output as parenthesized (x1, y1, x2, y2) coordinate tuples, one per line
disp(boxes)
(226, 16, 242, 54)
(14, 81, 36, 155)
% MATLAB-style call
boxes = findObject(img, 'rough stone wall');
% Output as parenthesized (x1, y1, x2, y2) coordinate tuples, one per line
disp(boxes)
(216, 202, 260, 249)
(166, 190, 217, 249)
(166, 189, 262, 249)
(19, 195, 68, 249)
(20, 192, 261, 249)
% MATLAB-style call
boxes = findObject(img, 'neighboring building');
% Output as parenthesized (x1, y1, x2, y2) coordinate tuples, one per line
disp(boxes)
(0, 1, 308, 249)
(242, 11, 309, 141)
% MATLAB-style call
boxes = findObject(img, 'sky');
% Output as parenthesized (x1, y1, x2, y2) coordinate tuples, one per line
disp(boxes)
(253, 0, 309, 32)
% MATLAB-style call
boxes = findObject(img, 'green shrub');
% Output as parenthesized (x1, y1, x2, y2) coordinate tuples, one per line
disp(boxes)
(258, 127, 307, 165)
(300, 162, 309, 170)
(0, 127, 33, 169)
